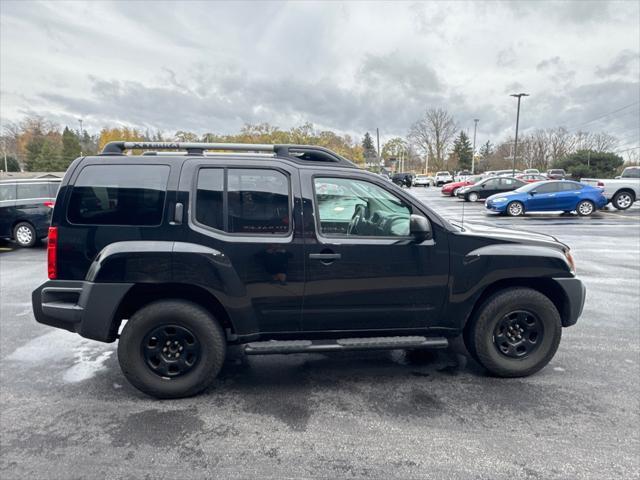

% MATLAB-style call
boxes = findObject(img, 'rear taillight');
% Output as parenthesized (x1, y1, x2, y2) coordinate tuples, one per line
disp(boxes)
(44, 201, 55, 208)
(47, 227, 58, 279)
(597, 181, 604, 187)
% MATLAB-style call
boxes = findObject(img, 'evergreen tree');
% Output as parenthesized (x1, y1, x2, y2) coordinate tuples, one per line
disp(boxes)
(479, 140, 493, 159)
(362, 132, 377, 160)
(62, 126, 81, 163)
(1, 156, 20, 172)
(555, 150, 623, 179)
(452, 131, 473, 170)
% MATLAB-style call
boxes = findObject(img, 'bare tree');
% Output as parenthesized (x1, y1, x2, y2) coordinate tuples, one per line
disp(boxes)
(408, 108, 457, 172)
(590, 132, 618, 152)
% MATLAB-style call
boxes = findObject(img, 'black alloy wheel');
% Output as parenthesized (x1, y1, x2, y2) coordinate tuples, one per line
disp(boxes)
(493, 310, 543, 359)
(142, 324, 201, 378)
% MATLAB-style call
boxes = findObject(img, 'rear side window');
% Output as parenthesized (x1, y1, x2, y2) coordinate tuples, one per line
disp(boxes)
(560, 182, 582, 191)
(17, 183, 50, 200)
(534, 183, 559, 194)
(195, 168, 290, 235)
(68, 165, 170, 226)
(48, 182, 60, 198)
(0, 184, 16, 201)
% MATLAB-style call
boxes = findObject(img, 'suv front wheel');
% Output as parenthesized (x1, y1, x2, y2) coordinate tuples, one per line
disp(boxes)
(464, 287, 561, 377)
(118, 299, 226, 398)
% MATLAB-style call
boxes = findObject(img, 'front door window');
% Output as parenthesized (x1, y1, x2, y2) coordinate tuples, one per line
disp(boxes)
(313, 177, 411, 237)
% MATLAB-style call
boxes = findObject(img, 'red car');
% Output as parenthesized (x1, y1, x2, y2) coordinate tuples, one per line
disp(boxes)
(441, 175, 484, 196)
(516, 174, 547, 183)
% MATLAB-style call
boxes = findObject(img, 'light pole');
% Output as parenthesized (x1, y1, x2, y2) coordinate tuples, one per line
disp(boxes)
(510, 93, 529, 176)
(78, 118, 84, 156)
(472, 119, 479, 174)
(1, 140, 7, 174)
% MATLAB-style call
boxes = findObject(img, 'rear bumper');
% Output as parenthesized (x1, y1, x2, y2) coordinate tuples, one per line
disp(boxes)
(553, 277, 586, 327)
(32, 280, 133, 342)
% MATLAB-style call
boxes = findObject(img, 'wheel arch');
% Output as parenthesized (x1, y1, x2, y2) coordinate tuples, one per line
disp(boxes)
(11, 218, 35, 233)
(613, 188, 636, 202)
(112, 283, 235, 340)
(463, 277, 570, 334)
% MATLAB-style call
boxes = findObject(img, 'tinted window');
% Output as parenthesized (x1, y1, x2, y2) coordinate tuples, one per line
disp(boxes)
(622, 167, 640, 178)
(196, 169, 224, 231)
(68, 165, 169, 225)
(500, 178, 521, 188)
(227, 169, 289, 234)
(195, 168, 290, 235)
(559, 182, 582, 191)
(17, 183, 50, 200)
(533, 183, 560, 194)
(314, 177, 411, 237)
(483, 179, 500, 188)
(0, 184, 16, 201)
(48, 182, 60, 198)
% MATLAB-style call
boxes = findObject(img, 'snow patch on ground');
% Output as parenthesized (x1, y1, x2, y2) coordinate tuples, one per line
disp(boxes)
(6, 330, 115, 382)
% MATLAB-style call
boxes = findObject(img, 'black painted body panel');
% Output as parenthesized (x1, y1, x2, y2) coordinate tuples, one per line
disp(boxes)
(33, 152, 583, 343)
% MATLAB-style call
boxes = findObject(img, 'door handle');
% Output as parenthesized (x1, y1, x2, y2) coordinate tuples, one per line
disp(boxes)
(172, 202, 183, 225)
(309, 253, 341, 261)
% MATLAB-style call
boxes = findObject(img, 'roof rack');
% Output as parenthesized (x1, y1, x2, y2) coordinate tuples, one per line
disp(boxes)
(100, 141, 356, 167)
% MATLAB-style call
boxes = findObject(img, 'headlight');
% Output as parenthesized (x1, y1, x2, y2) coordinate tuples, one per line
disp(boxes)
(493, 197, 508, 203)
(565, 250, 576, 274)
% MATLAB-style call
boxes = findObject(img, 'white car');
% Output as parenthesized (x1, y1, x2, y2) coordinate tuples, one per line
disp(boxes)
(413, 174, 434, 187)
(434, 171, 453, 187)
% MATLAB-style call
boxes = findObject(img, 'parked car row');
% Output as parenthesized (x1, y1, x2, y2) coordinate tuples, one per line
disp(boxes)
(433, 173, 610, 217)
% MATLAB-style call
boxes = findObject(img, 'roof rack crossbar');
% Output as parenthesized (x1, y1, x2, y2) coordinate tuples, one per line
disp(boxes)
(100, 141, 356, 167)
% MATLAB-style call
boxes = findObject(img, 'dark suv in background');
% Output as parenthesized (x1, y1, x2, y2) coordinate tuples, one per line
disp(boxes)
(32, 142, 585, 398)
(0, 178, 60, 247)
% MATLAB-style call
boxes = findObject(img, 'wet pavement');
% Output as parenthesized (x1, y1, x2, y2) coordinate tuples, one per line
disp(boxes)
(1, 187, 639, 479)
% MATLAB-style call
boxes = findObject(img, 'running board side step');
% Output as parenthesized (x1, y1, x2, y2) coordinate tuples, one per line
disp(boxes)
(243, 336, 448, 355)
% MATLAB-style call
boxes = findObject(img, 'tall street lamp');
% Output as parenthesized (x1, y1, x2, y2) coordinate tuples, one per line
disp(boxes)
(472, 119, 479, 174)
(510, 93, 529, 176)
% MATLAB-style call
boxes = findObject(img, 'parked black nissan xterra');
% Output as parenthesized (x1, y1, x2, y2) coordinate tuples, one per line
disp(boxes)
(32, 142, 585, 398)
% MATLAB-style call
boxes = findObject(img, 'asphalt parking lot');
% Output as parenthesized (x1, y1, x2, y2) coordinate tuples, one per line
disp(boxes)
(1, 187, 639, 480)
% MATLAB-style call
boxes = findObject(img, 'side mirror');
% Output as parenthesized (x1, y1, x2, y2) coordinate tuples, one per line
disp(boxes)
(530, 191, 537, 196)
(410, 214, 432, 242)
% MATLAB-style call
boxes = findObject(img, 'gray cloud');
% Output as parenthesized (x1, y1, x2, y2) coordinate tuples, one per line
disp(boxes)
(1, 0, 639, 147)
(596, 50, 640, 77)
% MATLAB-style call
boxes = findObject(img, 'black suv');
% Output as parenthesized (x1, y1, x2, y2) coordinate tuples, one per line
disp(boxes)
(391, 172, 413, 188)
(32, 142, 585, 398)
(1, 178, 60, 247)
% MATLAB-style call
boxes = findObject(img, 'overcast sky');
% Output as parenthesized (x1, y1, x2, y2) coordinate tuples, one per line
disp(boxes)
(1, 0, 639, 150)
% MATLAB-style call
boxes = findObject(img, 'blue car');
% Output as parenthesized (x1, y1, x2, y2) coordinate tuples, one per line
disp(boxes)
(485, 180, 607, 217)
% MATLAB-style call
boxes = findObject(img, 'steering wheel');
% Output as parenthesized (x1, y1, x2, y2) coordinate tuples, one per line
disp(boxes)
(347, 204, 367, 235)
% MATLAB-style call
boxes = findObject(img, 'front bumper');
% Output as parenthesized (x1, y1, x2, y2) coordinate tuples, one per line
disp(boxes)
(553, 277, 586, 327)
(485, 200, 507, 212)
(32, 280, 134, 342)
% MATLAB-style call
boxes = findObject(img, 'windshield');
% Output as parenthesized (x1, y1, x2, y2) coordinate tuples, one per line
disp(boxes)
(436, 171, 449, 175)
(621, 167, 640, 178)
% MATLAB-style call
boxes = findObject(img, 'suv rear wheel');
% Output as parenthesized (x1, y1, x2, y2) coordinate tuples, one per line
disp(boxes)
(13, 222, 37, 248)
(118, 299, 226, 398)
(464, 287, 561, 377)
